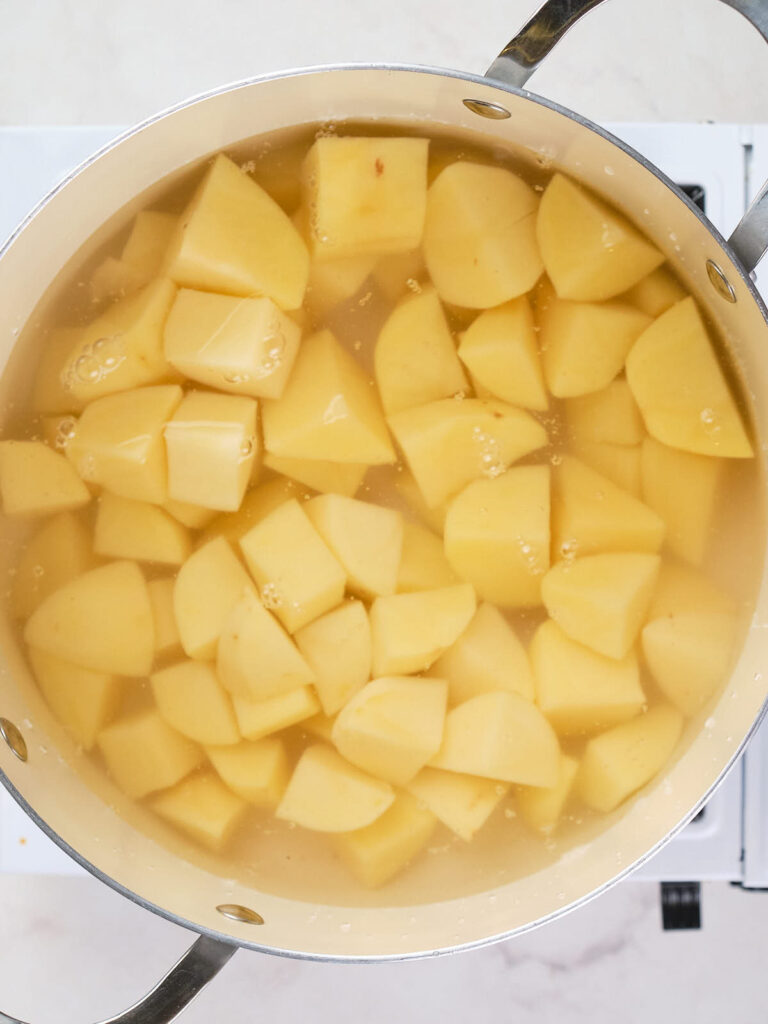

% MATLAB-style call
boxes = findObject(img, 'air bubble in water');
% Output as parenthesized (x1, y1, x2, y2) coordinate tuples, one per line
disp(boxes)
(261, 583, 283, 609)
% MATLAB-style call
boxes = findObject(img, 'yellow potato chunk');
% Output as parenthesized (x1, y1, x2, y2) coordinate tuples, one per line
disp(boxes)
(517, 752, 579, 834)
(66, 384, 183, 504)
(276, 744, 394, 832)
(457, 297, 547, 411)
(201, 476, 312, 546)
(565, 378, 644, 446)
(369, 584, 476, 676)
(165, 153, 309, 310)
(396, 521, 457, 593)
(393, 469, 447, 535)
(94, 493, 191, 566)
(164, 288, 300, 400)
(173, 537, 252, 660)
(262, 453, 365, 497)
(206, 737, 289, 807)
(60, 278, 176, 404)
(648, 562, 735, 620)
(294, 601, 371, 715)
(372, 249, 426, 302)
(640, 437, 723, 565)
(406, 767, 507, 841)
(233, 685, 320, 740)
(626, 298, 753, 458)
(305, 495, 403, 599)
(542, 553, 661, 659)
(388, 398, 548, 508)
(217, 588, 315, 701)
(0, 441, 90, 517)
(306, 251, 376, 317)
(97, 708, 202, 799)
(541, 298, 651, 398)
(332, 677, 447, 785)
(32, 328, 83, 415)
(444, 466, 550, 608)
(622, 266, 686, 318)
(431, 602, 535, 705)
(89, 257, 147, 304)
(262, 330, 395, 464)
(424, 162, 543, 308)
(147, 579, 181, 658)
(303, 712, 337, 743)
(151, 660, 240, 745)
(164, 391, 258, 512)
(25, 561, 155, 676)
(537, 173, 664, 301)
(530, 620, 645, 736)
(150, 771, 248, 852)
(161, 498, 217, 530)
(577, 442, 641, 496)
(577, 704, 683, 812)
(303, 137, 429, 259)
(11, 512, 95, 619)
(431, 691, 560, 787)
(121, 210, 177, 275)
(374, 287, 466, 415)
(552, 456, 665, 559)
(29, 648, 121, 751)
(239, 498, 346, 633)
(333, 792, 436, 888)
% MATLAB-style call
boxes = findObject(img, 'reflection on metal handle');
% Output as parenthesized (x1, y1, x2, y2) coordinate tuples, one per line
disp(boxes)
(485, 0, 768, 272)
(0, 934, 236, 1024)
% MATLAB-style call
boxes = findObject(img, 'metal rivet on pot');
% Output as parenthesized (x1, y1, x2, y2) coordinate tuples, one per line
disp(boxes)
(216, 904, 264, 925)
(462, 98, 511, 120)
(706, 259, 737, 303)
(0, 718, 27, 762)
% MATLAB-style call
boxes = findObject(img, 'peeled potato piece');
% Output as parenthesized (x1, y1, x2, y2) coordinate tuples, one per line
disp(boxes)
(232, 685, 320, 741)
(89, 257, 148, 304)
(150, 771, 248, 852)
(622, 266, 687, 318)
(396, 521, 457, 593)
(162, 498, 217, 530)
(576, 442, 642, 497)
(202, 476, 312, 546)
(206, 737, 289, 807)
(262, 454, 366, 498)
(29, 648, 121, 751)
(406, 767, 507, 841)
(647, 562, 736, 620)
(121, 210, 177, 275)
(11, 513, 95, 619)
(565, 379, 645, 447)
(147, 579, 182, 658)
(517, 753, 579, 835)
(97, 708, 202, 799)
(94, 494, 191, 566)
(294, 601, 371, 715)
(0, 441, 90, 517)
(151, 660, 240, 745)
(393, 469, 448, 536)
(372, 249, 426, 302)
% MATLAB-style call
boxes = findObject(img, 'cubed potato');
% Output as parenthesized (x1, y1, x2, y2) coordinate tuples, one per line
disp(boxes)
(32, 328, 83, 414)
(162, 498, 217, 531)
(147, 579, 181, 658)
(388, 398, 548, 508)
(576, 442, 642, 496)
(294, 601, 371, 715)
(626, 298, 753, 458)
(11, 512, 95, 619)
(66, 385, 183, 504)
(517, 753, 579, 834)
(89, 257, 148, 303)
(374, 287, 466, 415)
(305, 251, 376, 317)
(164, 288, 300, 400)
(444, 466, 550, 608)
(372, 249, 426, 302)
(302, 712, 337, 743)
(165, 153, 309, 310)
(369, 584, 476, 676)
(97, 708, 202, 798)
(121, 210, 177, 275)
(622, 266, 687, 318)
(577, 704, 683, 812)
(430, 691, 560, 787)
(29, 647, 121, 750)
(396, 521, 457, 593)
(406, 767, 507, 841)
(431, 602, 534, 705)
(217, 588, 315, 701)
(424, 162, 543, 308)
(640, 437, 723, 565)
(164, 391, 258, 512)
(541, 298, 651, 398)
(530, 620, 645, 735)
(60, 278, 177, 404)
(647, 562, 735, 620)
(302, 137, 429, 259)
(333, 792, 436, 888)
(233, 685, 320, 740)
(201, 476, 313, 547)
(276, 744, 394, 832)
(552, 456, 665, 559)
(94, 494, 191, 566)
(542, 553, 661, 659)
(239, 498, 346, 633)
(393, 469, 447, 535)
(305, 494, 403, 599)
(565, 379, 644, 446)
(262, 329, 395, 464)
(151, 660, 240, 745)
(537, 173, 664, 300)
(262, 454, 366, 497)
(332, 677, 447, 785)
(149, 771, 248, 852)
(174, 537, 252, 660)
(457, 297, 547, 411)
(25, 561, 155, 676)
(642, 611, 737, 716)
(206, 737, 289, 807)
(0, 441, 90, 517)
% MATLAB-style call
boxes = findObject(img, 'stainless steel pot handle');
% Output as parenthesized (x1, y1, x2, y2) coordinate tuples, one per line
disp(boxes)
(0, 933, 236, 1024)
(486, 0, 768, 273)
